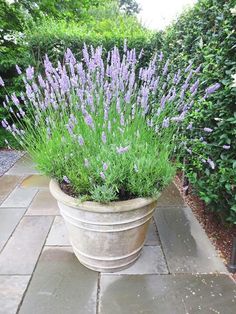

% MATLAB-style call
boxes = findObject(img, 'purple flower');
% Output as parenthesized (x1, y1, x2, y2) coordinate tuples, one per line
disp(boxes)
(187, 122, 193, 130)
(203, 127, 213, 133)
(223, 145, 230, 150)
(116, 97, 121, 113)
(16, 65, 22, 75)
(185, 61, 193, 73)
(190, 79, 199, 95)
(162, 117, 169, 128)
(207, 158, 215, 170)
(100, 172, 106, 180)
(120, 113, 125, 126)
(108, 121, 111, 132)
(0, 76, 4, 87)
(205, 83, 221, 97)
(159, 51, 163, 62)
(63, 176, 70, 184)
(78, 135, 84, 146)
(26, 66, 34, 80)
(102, 131, 107, 144)
(38, 75, 46, 89)
(11, 93, 20, 106)
(84, 113, 95, 130)
(194, 64, 201, 73)
(1, 120, 7, 128)
(162, 59, 169, 76)
(103, 162, 108, 171)
(116, 146, 130, 154)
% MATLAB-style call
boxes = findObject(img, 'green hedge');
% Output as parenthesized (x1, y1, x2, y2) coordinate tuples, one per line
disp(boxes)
(157, 0, 236, 222)
(27, 16, 158, 70)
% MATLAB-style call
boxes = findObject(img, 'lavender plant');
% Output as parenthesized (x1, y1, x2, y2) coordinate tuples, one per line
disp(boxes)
(0, 44, 220, 202)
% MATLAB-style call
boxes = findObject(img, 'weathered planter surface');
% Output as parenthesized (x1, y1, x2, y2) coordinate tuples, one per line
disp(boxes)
(49, 179, 157, 272)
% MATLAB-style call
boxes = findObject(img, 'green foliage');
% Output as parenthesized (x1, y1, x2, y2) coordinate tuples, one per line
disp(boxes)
(0, 128, 20, 149)
(26, 16, 155, 71)
(2, 47, 176, 202)
(158, 0, 236, 222)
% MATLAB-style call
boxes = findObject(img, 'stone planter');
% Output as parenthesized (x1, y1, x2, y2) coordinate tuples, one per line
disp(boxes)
(49, 179, 157, 272)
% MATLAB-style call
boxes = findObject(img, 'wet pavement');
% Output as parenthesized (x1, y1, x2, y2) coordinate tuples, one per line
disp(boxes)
(0, 154, 235, 314)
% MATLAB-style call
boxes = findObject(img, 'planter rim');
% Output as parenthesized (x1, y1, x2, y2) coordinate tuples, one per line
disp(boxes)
(49, 179, 157, 213)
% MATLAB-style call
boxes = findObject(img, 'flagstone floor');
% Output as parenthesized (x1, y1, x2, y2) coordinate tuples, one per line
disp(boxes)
(0, 154, 235, 314)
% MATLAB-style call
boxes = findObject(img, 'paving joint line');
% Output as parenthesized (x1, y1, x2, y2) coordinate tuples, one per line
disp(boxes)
(96, 272, 101, 314)
(153, 212, 171, 274)
(0, 207, 28, 255)
(16, 215, 55, 314)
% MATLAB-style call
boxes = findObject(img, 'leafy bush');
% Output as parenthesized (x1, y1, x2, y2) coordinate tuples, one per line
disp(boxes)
(26, 16, 157, 71)
(1, 46, 211, 202)
(156, 0, 236, 222)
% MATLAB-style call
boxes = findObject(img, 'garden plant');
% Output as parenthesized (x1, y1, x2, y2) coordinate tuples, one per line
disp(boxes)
(0, 45, 220, 202)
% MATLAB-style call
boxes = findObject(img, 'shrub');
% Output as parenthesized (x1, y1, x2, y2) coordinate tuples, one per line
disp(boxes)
(156, 0, 236, 222)
(1, 46, 217, 202)
(26, 16, 158, 71)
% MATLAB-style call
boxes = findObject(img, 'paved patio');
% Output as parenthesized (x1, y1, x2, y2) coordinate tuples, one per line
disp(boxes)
(0, 154, 235, 314)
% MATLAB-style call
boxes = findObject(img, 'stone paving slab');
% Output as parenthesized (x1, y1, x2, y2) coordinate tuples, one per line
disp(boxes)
(25, 190, 59, 216)
(6, 155, 39, 176)
(99, 274, 236, 314)
(0, 175, 23, 204)
(145, 218, 161, 246)
(45, 216, 70, 246)
(0, 208, 26, 252)
(0, 187, 38, 208)
(157, 182, 185, 207)
(104, 246, 168, 275)
(18, 247, 98, 314)
(0, 275, 30, 314)
(0, 216, 53, 275)
(154, 205, 227, 274)
(20, 175, 50, 189)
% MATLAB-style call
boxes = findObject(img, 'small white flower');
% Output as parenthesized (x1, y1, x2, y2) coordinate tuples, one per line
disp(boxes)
(231, 74, 236, 88)
(230, 7, 236, 16)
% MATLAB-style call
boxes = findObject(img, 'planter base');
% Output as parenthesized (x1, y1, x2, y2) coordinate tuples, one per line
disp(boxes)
(75, 249, 142, 273)
(49, 180, 157, 272)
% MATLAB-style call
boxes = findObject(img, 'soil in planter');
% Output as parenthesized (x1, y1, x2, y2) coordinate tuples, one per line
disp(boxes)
(60, 182, 136, 202)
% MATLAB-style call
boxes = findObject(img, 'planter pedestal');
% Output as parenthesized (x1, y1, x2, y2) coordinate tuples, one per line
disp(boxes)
(49, 180, 157, 272)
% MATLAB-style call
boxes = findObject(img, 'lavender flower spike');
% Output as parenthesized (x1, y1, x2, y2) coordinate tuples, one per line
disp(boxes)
(26, 66, 34, 80)
(84, 113, 95, 130)
(16, 65, 22, 75)
(103, 163, 108, 171)
(78, 135, 84, 146)
(203, 127, 213, 133)
(63, 176, 70, 184)
(102, 131, 107, 144)
(116, 146, 130, 154)
(162, 118, 169, 128)
(100, 172, 106, 180)
(0, 76, 4, 87)
(207, 158, 215, 170)
(205, 83, 221, 97)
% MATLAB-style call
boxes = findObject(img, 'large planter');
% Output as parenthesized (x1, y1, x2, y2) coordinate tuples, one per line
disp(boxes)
(49, 179, 157, 272)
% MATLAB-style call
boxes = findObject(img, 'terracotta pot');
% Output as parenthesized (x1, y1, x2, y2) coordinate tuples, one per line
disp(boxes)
(49, 179, 157, 272)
